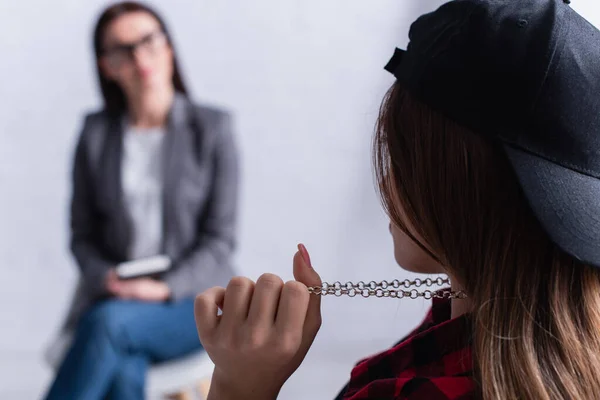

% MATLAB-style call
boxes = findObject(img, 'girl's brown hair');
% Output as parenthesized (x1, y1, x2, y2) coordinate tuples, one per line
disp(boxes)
(375, 82, 600, 399)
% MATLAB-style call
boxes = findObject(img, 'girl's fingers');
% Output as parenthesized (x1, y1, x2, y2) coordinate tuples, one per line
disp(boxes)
(220, 277, 255, 330)
(194, 286, 226, 338)
(247, 273, 284, 327)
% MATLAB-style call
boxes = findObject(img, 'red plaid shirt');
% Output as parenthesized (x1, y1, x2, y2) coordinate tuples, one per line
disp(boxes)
(336, 297, 475, 399)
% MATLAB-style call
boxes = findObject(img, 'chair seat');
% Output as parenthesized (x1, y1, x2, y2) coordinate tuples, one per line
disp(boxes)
(147, 350, 213, 396)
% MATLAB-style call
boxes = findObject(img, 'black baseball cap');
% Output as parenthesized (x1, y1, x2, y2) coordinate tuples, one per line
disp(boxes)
(385, 0, 600, 267)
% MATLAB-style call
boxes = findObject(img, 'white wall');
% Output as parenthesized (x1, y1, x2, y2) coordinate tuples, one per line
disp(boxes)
(0, 0, 597, 399)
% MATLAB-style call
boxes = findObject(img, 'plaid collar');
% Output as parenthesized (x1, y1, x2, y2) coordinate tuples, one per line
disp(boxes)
(341, 297, 475, 399)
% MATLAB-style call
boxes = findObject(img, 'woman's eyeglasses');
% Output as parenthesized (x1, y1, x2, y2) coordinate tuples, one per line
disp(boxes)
(102, 30, 167, 68)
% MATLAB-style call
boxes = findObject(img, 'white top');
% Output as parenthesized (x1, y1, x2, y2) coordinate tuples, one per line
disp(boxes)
(121, 125, 166, 260)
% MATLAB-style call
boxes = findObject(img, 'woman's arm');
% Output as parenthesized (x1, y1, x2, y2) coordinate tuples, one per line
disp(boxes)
(70, 116, 113, 296)
(164, 112, 239, 301)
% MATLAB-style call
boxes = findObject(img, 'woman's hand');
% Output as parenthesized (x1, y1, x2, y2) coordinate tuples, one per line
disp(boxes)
(194, 244, 322, 400)
(106, 269, 171, 302)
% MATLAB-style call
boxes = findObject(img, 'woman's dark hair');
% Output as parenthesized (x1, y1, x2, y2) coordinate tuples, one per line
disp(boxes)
(93, 1, 188, 115)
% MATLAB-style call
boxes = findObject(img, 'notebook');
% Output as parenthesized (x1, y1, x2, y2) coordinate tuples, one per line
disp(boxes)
(116, 255, 172, 280)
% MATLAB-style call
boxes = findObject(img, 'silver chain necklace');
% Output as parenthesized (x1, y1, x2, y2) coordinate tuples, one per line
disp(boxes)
(307, 276, 467, 299)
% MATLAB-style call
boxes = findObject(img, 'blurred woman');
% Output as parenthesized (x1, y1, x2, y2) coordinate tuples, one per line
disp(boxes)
(44, 2, 238, 399)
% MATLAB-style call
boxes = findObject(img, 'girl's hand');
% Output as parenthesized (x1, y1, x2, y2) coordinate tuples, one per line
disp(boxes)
(194, 244, 322, 400)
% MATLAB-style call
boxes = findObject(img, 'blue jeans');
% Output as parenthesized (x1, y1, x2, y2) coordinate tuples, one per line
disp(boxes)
(44, 298, 202, 400)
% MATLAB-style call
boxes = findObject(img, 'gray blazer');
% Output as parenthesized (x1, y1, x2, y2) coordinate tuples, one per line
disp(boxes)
(64, 94, 238, 330)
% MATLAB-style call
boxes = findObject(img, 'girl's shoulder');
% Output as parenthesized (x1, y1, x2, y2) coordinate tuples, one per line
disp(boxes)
(343, 299, 475, 399)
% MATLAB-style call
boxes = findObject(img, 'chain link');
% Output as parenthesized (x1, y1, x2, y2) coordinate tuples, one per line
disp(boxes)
(307, 277, 467, 299)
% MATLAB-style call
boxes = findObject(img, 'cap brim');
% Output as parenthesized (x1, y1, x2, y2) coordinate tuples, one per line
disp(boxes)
(504, 144, 600, 267)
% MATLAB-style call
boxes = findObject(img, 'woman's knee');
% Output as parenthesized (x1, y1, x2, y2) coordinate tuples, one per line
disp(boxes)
(77, 300, 128, 346)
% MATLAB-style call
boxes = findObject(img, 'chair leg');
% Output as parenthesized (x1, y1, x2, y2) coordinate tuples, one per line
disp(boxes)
(165, 389, 194, 400)
(196, 378, 212, 399)
(163, 377, 212, 400)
